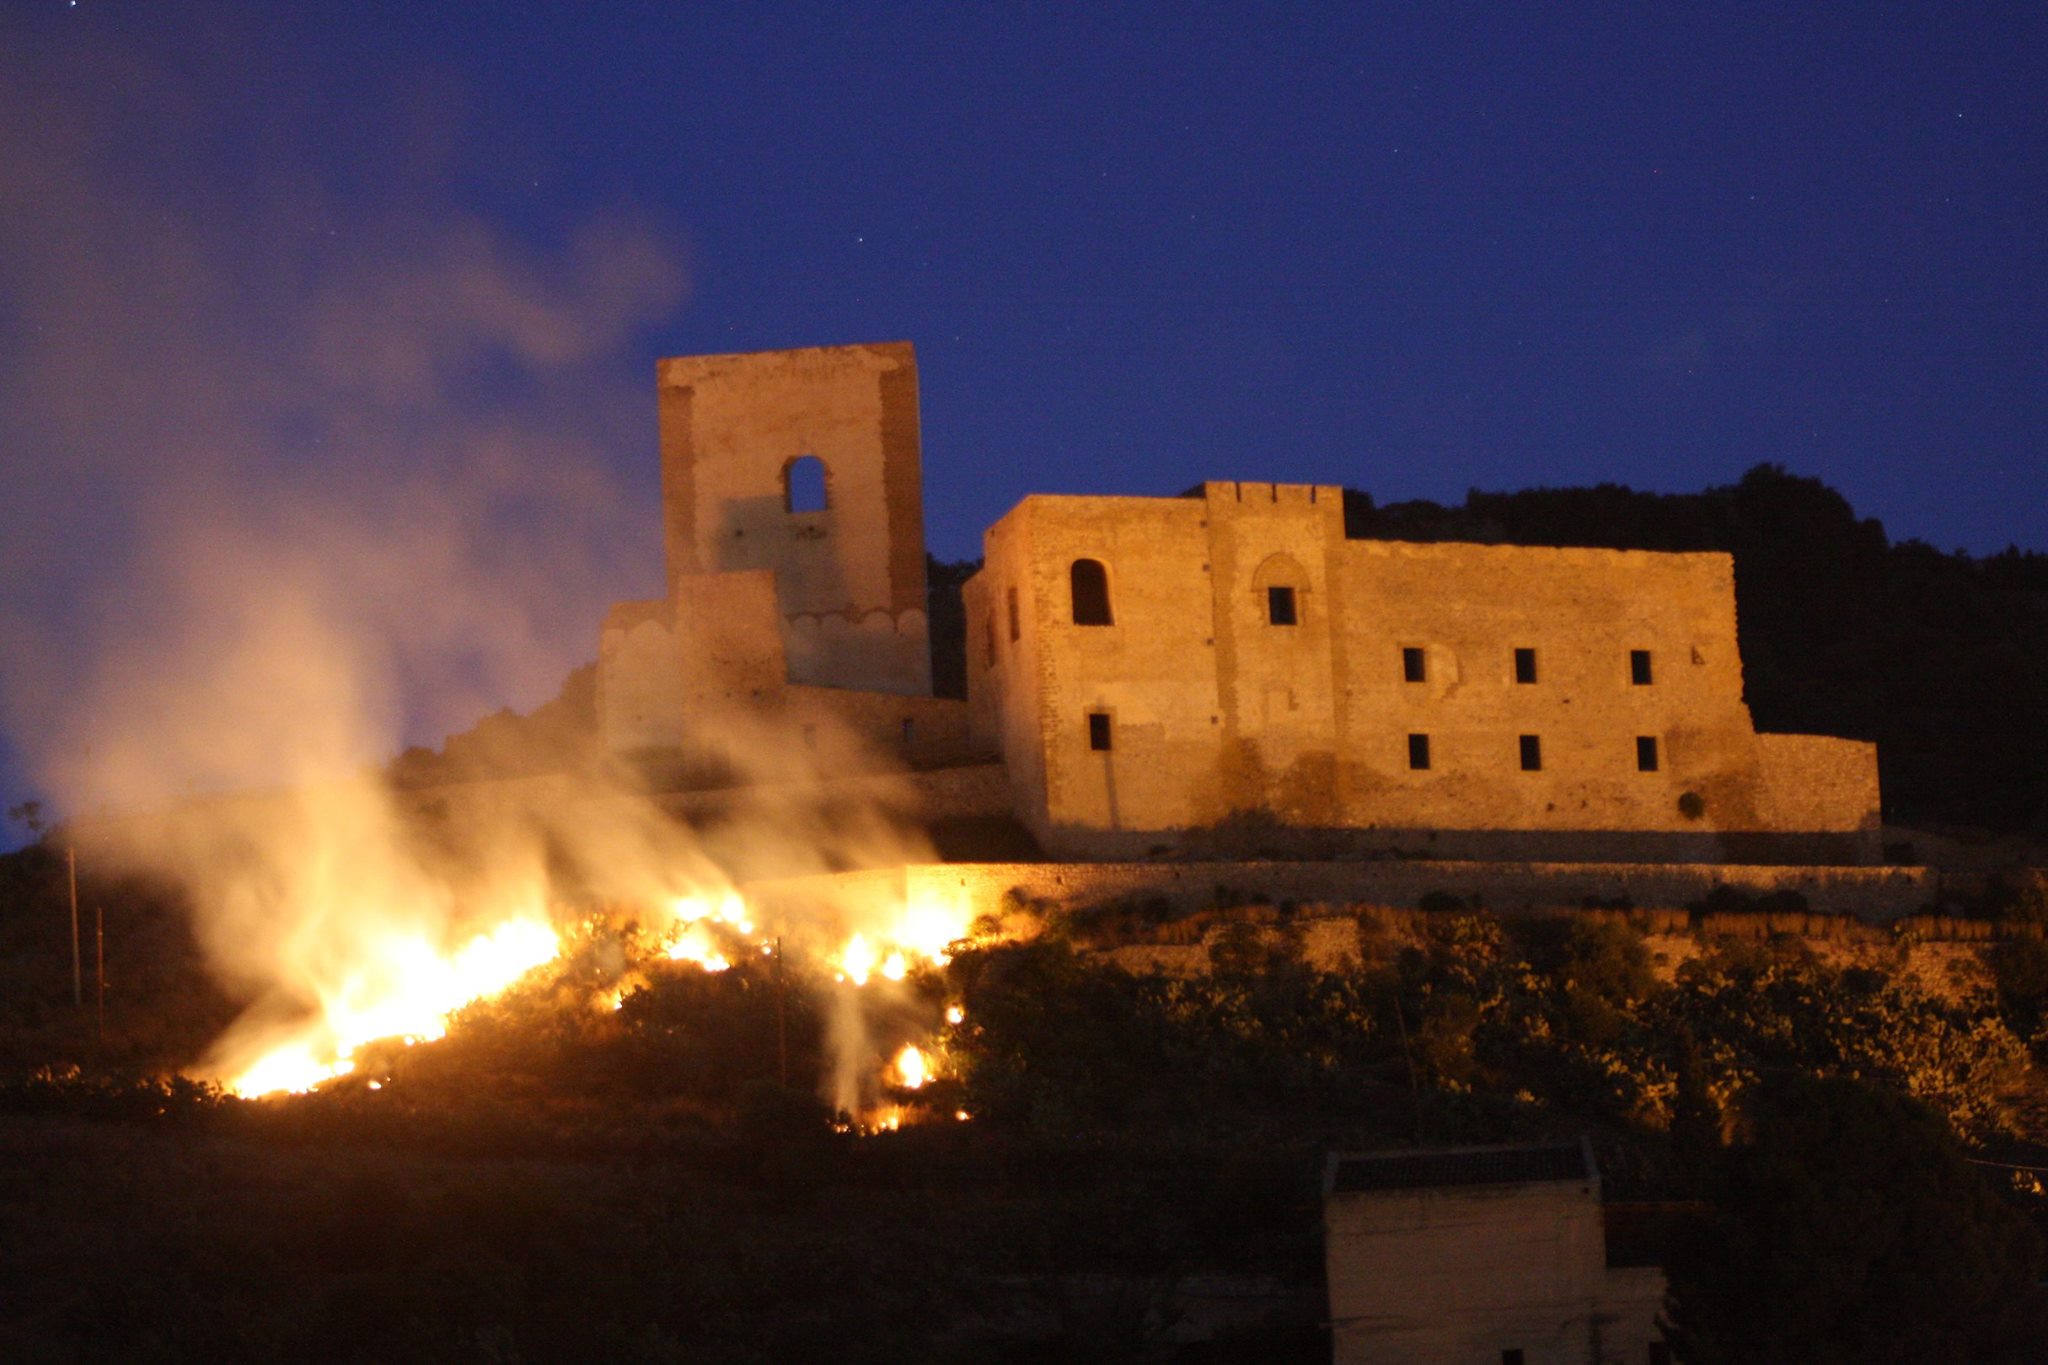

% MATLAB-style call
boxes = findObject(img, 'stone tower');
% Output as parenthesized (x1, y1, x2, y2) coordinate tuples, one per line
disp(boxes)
(656, 341, 930, 695)
(598, 342, 935, 757)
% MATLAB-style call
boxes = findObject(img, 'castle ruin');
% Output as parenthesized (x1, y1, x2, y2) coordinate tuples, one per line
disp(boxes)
(597, 341, 1882, 868)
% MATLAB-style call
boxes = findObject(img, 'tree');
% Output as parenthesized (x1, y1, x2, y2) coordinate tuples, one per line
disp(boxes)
(1664, 1074, 2047, 1363)
(7, 800, 47, 842)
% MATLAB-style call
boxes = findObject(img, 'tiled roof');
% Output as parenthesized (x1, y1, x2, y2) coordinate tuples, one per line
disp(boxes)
(1329, 1142, 1592, 1194)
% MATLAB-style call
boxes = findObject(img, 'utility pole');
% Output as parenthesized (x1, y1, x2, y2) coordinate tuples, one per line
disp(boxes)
(95, 903, 105, 1047)
(775, 936, 789, 1088)
(67, 843, 81, 1009)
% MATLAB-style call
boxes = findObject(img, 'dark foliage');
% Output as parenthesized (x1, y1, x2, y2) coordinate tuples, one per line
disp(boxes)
(0, 845, 237, 1074)
(1664, 1075, 2048, 1363)
(944, 916, 2029, 1147)
(1344, 464, 2048, 832)
(927, 554, 981, 701)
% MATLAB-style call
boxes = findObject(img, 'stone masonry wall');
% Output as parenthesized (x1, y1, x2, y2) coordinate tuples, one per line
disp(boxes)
(964, 482, 1881, 861)
(879, 858, 1939, 928)
(657, 341, 930, 697)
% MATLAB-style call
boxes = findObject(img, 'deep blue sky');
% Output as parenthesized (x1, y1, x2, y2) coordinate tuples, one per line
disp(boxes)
(2, 2, 2045, 832)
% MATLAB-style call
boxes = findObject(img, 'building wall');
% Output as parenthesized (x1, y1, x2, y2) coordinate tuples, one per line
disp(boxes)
(599, 342, 939, 760)
(1324, 1174, 1664, 1365)
(864, 857, 1938, 925)
(673, 570, 787, 708)
(967, 481, 1881, 863)
(784, 685, 985, 771)
(967, 493, 1225, 844)
(657, 340, 930, 697)
(597, 600, 685, 754)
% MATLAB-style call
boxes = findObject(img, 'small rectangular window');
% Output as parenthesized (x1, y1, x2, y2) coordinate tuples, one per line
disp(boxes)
(1519, 734, 1542, 771)
(1087, 712, 1112, 751)
(1007, 587, 1020, 642)
(1402, 647, 1426, 682)
(1501, 1352, 1526, 1365)
(1267, 585, 1297, 626)
(1631, 649, 1653, 685)
(1408, 733, 1430, 770)
(1637, 735, 1660, 772)
(1514, 647, 1537, 684)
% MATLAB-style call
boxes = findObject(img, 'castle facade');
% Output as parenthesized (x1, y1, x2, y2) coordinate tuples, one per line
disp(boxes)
(597, 341, 1881, 865)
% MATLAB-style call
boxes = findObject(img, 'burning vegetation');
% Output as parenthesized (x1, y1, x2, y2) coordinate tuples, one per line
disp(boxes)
(140, 765, 992, 1128)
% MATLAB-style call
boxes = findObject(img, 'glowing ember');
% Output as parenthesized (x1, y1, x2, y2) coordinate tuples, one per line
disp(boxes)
(945, 1004, 964, 1025)
(225, 916, 560, 1097)
(893, 1042, 928, 1090)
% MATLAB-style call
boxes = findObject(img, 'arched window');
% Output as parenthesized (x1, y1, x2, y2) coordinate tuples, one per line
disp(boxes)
(783, 455, 828, 513)
(1070, 558, 1113, 626)
(1251, 552, 1307, 627)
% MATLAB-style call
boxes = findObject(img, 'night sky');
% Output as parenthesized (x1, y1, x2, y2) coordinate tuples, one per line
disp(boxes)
(2, 3, 2045, 830)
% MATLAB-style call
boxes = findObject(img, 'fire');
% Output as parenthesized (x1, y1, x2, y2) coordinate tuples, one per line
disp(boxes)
(832, 895, 970, 986)
(221, 882, 979, 1108)
(665, 928, 731, 972)
(889, 896, 968, 965)
(838, 932, 878, 985)
(225, 915, 561, 1097)
(670, 891, 753, 936)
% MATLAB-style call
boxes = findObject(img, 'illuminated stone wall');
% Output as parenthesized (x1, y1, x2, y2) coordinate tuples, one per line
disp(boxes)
(1323, 1149, 1664, 1365)
(881, 858, 1936, 926)
(967, 481, 1882, 863)
(596, 600, 684, 754)
(658, 340, 930, 696)
(598, 342, 935, 756)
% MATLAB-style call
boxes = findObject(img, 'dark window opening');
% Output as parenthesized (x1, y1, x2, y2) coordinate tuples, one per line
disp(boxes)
(1402, 647, 1426, 682)
(1408, 733, 1430, 770)
(784, 455, 827, 513)
(1267, 585, 1297, 625)
(1514, 647, 1537, 684)
(1087, 712, 1112, 751)
(1007, 586, 1020, 642)
(1519, 734, 1542, 771)
(1637, 735, 1660, 772)
(1631, 649, 1654, 685)
(1070, 559, 1113, 625)
(1502, 1352, 1526, 1365)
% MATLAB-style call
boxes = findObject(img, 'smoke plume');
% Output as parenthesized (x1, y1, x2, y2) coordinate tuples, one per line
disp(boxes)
(0, 16, 952, 1104)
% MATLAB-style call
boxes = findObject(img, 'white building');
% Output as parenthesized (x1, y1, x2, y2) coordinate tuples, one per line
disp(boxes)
(1324, 1141, 1668, 1364)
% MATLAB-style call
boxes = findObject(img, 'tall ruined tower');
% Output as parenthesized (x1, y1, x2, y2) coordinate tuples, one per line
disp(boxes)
(598, 342, 934, 756)
(659, 343, 924, 613)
